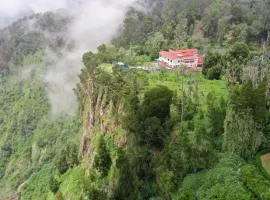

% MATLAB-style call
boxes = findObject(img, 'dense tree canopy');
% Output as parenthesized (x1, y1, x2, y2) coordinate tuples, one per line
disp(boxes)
(1, 0, 270, 199)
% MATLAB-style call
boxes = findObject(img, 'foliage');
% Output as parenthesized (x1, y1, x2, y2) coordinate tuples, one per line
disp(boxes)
(229, 42, 250, 62)
(202, 51, 224, 80)
(240, 165, 270, 199)
(141, 85, 173, 121)
(175, 172, 206, 200)
(49, 175, 60, 194)
(0, 75, 80, 198)
(93, 136, 112, 176)
(223, 108, 263, 160)
(21, 164, 55, 200)
(223, 79, 268, 160)
(0, 11, 72, 72)
(2, 1, 270, 198)
(175, 154, 254, 200)
(113, 0, 269, 51)
(55, 143, 79, 174)
(145, 32, 168, 59)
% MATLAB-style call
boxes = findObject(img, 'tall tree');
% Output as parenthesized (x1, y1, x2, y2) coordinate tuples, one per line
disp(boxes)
(223, 107, 263, 160)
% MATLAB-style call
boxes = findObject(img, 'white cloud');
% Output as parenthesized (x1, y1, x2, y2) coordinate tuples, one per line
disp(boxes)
(40, 0, 134, 115)
(1, 0, 135, 115)
(0, 0, 24, 16)
(0, 0, 134, 16)
(25, 0, 68, 13)
(0, 0, 69, 17)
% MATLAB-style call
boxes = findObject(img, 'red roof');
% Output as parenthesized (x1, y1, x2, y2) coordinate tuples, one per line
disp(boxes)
(160, 48, 203, 65)
(198, 55, 203, 65)
(178, 53, 196, 58)
(160, 51, 180, 60)
(170, 48, 198, 54)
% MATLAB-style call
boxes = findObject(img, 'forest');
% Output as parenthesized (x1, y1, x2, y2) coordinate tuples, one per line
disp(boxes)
(0, 0, 270, 199)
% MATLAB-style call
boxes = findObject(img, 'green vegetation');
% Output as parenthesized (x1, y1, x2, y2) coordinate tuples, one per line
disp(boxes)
(0, 75, 81, 198)
(147, 71, 227, 100)
(0, 11, 72, 73)
(50, 43, 267, 199)
(112, 0, 270, 59)
(1, 0, 270, 199)
(176, 154, 254, 200)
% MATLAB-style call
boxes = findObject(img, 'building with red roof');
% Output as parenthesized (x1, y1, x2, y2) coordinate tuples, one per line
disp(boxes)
(158, 48, 203, 70)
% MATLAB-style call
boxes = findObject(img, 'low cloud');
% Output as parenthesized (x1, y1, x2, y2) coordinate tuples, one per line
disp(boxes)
(2, 0, 135, 115)
(41, 0, 134, 115)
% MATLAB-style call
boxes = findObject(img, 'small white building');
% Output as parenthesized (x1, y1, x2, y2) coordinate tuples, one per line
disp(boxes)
(159, 48, 203, 70)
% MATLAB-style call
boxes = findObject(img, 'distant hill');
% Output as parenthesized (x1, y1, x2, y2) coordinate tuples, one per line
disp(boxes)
(0, 11, 73, 73)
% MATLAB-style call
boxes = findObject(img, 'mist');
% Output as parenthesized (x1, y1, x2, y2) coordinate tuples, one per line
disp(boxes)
(45, 0, 134, 116)
(1, 0, 135, 115)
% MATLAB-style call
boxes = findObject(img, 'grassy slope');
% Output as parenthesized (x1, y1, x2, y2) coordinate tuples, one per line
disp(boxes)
(147, 71, 227, 99)
(100, 64, 227, 101)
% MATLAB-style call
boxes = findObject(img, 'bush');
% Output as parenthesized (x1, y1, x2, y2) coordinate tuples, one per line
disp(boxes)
(49, 176, 60, 194)
(93, 136, 112, 176)
(141, 85, 173, 121)
(55, 191, 64, 200)
(206, 64, 222, 80)
(55, 143, 79, 174)
(142, 117, 166, 149)
(202, 52, 223, 80)
(55, 150, 69, 174)
(240, 165, 270, 199)
(229, 42, 249, 62)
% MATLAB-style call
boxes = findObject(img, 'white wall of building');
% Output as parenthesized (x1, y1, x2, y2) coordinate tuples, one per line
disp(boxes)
(159, 56, 200, 68)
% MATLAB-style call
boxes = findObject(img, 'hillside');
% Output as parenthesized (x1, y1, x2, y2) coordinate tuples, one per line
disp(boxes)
(0, 0, 270, 199)
(0, 11, 73, 73)
(113, 0, 269, 57)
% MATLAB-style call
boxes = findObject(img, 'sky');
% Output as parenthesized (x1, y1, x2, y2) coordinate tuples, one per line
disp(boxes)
(0, 0, 135, 16)
(0, 0, 70, 16)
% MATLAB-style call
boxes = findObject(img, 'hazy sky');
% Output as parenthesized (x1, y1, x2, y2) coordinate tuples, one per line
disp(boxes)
(0, 0, 90, 16)
(0, 0, 135, 17)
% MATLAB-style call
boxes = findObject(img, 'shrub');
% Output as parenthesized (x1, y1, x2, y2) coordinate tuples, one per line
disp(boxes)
(49, 176, 60, 194)
(93, 136, 112, 176)
(55, 143, 79, 174)
(206, 64, 222, 80)
(202, 52, 223, 80)
(240, 165, 270, 199)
